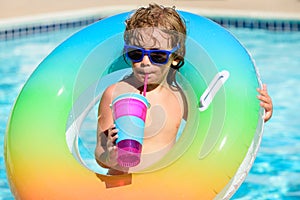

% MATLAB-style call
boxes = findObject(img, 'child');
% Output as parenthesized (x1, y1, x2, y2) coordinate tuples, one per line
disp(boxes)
(95, 4, 273, 175)
(95, 4, 187, 174)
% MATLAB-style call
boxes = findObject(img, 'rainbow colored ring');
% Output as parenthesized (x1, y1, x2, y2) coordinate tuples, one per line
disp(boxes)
(5, 11, 264, 199)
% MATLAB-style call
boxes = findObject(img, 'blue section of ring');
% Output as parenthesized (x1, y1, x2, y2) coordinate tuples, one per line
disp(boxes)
(1, 15, 299, 40)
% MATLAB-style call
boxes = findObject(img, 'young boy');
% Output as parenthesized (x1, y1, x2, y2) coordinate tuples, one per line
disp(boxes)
(95, 4, 273, 175)
(95, 4, 187, 174)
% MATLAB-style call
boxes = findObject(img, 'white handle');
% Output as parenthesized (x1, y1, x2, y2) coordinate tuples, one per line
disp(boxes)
(199, 70, 230, 112)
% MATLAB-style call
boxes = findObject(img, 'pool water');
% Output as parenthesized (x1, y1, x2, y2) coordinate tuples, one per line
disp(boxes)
(1, 25, 300, 199)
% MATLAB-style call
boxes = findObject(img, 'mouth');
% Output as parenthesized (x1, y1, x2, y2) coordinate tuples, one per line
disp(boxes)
(138, 71, 152, 76)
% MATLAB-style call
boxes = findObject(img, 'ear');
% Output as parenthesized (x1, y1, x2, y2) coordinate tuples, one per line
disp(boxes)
(172, 60, 179, 66)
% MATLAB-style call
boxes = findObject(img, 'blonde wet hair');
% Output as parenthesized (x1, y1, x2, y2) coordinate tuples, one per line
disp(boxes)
(124, 3, 186, 69)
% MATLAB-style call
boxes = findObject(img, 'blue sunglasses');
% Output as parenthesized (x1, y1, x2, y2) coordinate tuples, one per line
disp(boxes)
(124, 44, 179, 65)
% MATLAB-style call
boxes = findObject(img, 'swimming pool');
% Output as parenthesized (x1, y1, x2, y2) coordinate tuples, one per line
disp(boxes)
(1, 21, 300, 199)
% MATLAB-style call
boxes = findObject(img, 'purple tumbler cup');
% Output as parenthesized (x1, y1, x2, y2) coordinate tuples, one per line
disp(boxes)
(111, 93, 149, 167)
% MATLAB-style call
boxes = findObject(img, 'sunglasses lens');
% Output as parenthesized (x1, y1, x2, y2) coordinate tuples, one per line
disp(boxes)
(150, 51, 168, 64)
(125, 45, 174, 65)
(127, 47, 143, 62)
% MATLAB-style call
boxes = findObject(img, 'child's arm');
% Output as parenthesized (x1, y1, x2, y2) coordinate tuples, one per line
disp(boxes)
(257, 84, 273, 122)
(95, 86, 119, 168)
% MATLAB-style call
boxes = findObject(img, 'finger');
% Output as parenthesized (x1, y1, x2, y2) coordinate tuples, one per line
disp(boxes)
(257, 84, 268, 93)
(256, 87, 261, 93)
(108, 127, 118, 144)
(264, 111, 272, 122)
(108, 145, 118, 153)
(107, 136, 118, 149)
(257, 95, 269, 103)
(108, 127, 118, 137)
(257, 88, 269, 97)
(262, 83, 267, 91)
(108, 124, 117, 135)
(111, 132, 118, 143)
(109, 124, 116, 130)
(260, 102, 272, 111)
(260, 97, 272, 107)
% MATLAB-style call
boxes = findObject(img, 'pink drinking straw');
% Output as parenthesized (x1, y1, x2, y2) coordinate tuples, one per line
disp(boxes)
(143, 74, 148, 97)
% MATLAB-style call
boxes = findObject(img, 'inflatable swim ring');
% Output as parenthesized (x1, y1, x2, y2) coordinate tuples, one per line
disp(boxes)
(5, 10, 264, 199)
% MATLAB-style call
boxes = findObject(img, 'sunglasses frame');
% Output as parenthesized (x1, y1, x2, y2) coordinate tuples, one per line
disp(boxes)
(124, 44, 179, 65)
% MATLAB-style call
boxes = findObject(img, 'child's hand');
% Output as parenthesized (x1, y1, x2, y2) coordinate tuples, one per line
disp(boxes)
(106, 124, 118, 166)
(257, 84, 273, 122)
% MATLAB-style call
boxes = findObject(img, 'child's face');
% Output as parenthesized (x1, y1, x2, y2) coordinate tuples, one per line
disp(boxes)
(128, 28, 176, 85)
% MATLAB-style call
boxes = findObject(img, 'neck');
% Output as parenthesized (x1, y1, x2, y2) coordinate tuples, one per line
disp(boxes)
(137, 83, 161, 94)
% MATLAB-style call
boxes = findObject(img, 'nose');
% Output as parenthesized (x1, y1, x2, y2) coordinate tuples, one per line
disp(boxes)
(140, 54, 151, 66)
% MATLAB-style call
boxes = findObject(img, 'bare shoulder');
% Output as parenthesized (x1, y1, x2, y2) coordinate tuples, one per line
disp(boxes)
(100, 81, 135, 106)
(100, 84, 116, 104)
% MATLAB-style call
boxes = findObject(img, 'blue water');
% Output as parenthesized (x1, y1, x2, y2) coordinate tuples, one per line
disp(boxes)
(1, 24, 300, 199)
